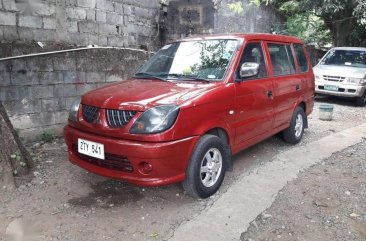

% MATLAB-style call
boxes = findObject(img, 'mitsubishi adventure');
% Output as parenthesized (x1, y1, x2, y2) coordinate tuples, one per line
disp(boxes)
(64, 34, 315, 198)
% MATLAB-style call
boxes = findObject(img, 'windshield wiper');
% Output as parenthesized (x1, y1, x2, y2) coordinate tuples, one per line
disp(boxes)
(163, 73, 212, 83)
(134, 72, 167, 81)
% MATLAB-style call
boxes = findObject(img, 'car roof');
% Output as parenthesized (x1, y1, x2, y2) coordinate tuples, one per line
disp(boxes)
(331, 47, 366, 51)
(176, 33, 304, 44)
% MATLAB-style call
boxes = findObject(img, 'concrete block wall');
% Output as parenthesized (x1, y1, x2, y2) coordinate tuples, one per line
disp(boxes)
(0, 0, 284, 143)
(0, 0, 160, 48)
(165, 0, 284, 41)
(214, 0, 284, 34)
(0, 48, 148, 142)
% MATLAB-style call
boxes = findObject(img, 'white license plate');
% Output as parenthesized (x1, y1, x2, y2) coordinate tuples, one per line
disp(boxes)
(324, 85, 338, 91)
(78, 138, 105, 160)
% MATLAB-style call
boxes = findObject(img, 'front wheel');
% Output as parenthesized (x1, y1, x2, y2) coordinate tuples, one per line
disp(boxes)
(183, 135, 228, 199)
(282, 107, 306, 144)
(355, 91, 366, 107)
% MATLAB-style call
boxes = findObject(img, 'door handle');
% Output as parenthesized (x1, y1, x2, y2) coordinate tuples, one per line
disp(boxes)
(267, 90, 273, 99)
(296, 84, 300, 91)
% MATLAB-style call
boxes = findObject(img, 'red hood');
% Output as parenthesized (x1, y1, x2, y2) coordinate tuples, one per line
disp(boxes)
(82, 79, 219, 111)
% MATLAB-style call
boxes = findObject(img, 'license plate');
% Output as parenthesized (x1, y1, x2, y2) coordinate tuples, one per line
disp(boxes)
(324, 85, 338, 91)
(78, 138, 105, 160)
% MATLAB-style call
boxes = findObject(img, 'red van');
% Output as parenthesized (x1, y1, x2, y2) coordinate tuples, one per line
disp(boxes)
(64, 34, 314, 198)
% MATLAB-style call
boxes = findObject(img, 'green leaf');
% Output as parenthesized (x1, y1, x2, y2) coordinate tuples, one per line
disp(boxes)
(150, 232, 159, 238)
(250, 0, 261, 7)
(227, 2, 244, 14)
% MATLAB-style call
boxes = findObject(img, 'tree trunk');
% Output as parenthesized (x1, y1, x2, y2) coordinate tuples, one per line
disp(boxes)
(327, 18, 357, 47)
(323, 0, 358, 47)
(0, 102, 32, 189)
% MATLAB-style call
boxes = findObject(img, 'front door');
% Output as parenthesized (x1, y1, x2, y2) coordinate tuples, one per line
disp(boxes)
(234, 41, 274, 146)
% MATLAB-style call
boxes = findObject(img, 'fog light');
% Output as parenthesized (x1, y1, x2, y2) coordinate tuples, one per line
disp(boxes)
(138, 162, 153, 175)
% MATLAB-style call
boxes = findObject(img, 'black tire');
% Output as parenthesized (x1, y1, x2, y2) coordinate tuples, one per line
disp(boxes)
(355, 91, 366, 107)
(282, 106, 306, 144)
(183, 134, 229, 199)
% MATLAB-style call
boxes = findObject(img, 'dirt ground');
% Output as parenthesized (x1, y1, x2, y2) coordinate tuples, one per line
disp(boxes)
(240, 140, 366, 241)
(1, 96, 366, 241)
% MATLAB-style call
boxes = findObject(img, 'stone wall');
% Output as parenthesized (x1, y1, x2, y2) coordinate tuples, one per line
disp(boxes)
(0, 0, 160, 48)
(0, 48, 148, 141)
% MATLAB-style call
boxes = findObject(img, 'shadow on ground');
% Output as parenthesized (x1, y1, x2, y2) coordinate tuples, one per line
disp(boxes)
(68, 180, 144, 208)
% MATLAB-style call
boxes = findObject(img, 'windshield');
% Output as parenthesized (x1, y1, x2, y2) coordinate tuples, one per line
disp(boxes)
(320, 49, 366, 68)
(135, 39, 239, 81)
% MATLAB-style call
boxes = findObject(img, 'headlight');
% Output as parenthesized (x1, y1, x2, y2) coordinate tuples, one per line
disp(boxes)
(315, 75, 321, 80)
(130, 105, 180, 134)
(68, 97, 81, 122)
(348, 77, 366, 85)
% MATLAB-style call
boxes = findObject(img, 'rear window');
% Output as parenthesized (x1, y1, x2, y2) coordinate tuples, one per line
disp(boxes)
(268, 43, 296, 76)
(294, 44, 309, 72)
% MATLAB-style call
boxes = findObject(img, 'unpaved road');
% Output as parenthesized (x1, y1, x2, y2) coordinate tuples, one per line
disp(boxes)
(1, 96, 366, 241)
(240, 140, 366, 241)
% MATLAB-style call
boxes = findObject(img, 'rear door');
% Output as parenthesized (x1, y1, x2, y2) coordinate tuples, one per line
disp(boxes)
(266, 42, 302, 128)
(293, 43, 314, 114)
(234, 41, 274, 145)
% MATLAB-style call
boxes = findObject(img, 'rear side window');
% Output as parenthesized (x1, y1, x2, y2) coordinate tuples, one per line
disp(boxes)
(294, 44, 309, 72)
(268, 43, 296, 76)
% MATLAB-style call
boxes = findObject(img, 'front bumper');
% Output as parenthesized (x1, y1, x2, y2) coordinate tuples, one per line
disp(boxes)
(315, 81, 366, 97)
(64, 125, 198, 186)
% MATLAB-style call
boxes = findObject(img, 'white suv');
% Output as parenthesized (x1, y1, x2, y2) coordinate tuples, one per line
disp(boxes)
(314, 47, 366, 106)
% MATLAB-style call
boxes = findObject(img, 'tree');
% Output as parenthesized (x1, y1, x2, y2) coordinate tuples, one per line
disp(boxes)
(237, 0, 366, 46)
(297, 0, 364, 46)
(0, 102, 31, 189)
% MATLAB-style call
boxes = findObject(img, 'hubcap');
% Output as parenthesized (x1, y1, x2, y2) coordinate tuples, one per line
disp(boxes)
(294, 114, 304, 138)
(200, 148, 223, 188)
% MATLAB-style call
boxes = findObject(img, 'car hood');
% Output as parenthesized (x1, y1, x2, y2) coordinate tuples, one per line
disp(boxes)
(314, 64, 366, 78)
(82, 78, 219, 111)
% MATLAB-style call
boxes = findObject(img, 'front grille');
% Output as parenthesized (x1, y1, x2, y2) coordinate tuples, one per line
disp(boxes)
(323, 75, 346, 82)
(73, 145, 134, 172)
(106, 109, 137, 128)
(82, 105, 99, 123)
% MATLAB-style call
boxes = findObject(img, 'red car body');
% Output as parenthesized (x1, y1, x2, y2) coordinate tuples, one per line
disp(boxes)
(64, 33, 315, 187)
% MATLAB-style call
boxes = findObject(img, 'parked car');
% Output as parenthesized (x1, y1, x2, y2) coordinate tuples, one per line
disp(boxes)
(64, 34, 314, 198)
(314, 47, 366, 106)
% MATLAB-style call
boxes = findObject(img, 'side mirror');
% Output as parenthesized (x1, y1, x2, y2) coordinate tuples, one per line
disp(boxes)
(239, 62, 259, 79)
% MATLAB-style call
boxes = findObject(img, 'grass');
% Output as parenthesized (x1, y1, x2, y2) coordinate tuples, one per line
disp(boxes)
(40, 131, 55, 143)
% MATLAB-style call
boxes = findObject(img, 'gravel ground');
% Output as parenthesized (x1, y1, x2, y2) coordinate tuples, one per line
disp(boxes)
(0, 96, 365, 241)
(240, 140, 366, 241)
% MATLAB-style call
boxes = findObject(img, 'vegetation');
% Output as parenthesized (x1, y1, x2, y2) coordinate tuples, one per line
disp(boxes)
(41, 131, 56, 143)
(229, 0, 366, 47)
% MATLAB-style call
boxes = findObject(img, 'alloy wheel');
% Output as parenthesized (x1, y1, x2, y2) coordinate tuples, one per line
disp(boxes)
(294, 114, 304, 138)
(200, 148, 223, 188)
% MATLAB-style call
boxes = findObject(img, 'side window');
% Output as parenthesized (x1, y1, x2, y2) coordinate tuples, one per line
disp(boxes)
(294, 44, 309, 72)
(236, 42, 267, 80)
(286, 45, 296, 72)
(268, 43, 295, 76)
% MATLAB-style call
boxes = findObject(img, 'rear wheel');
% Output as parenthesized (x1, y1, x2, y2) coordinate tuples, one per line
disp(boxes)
(355, 91, 366, 107)
(282, 106, 306, 144)
(183, 135, 228, 199)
